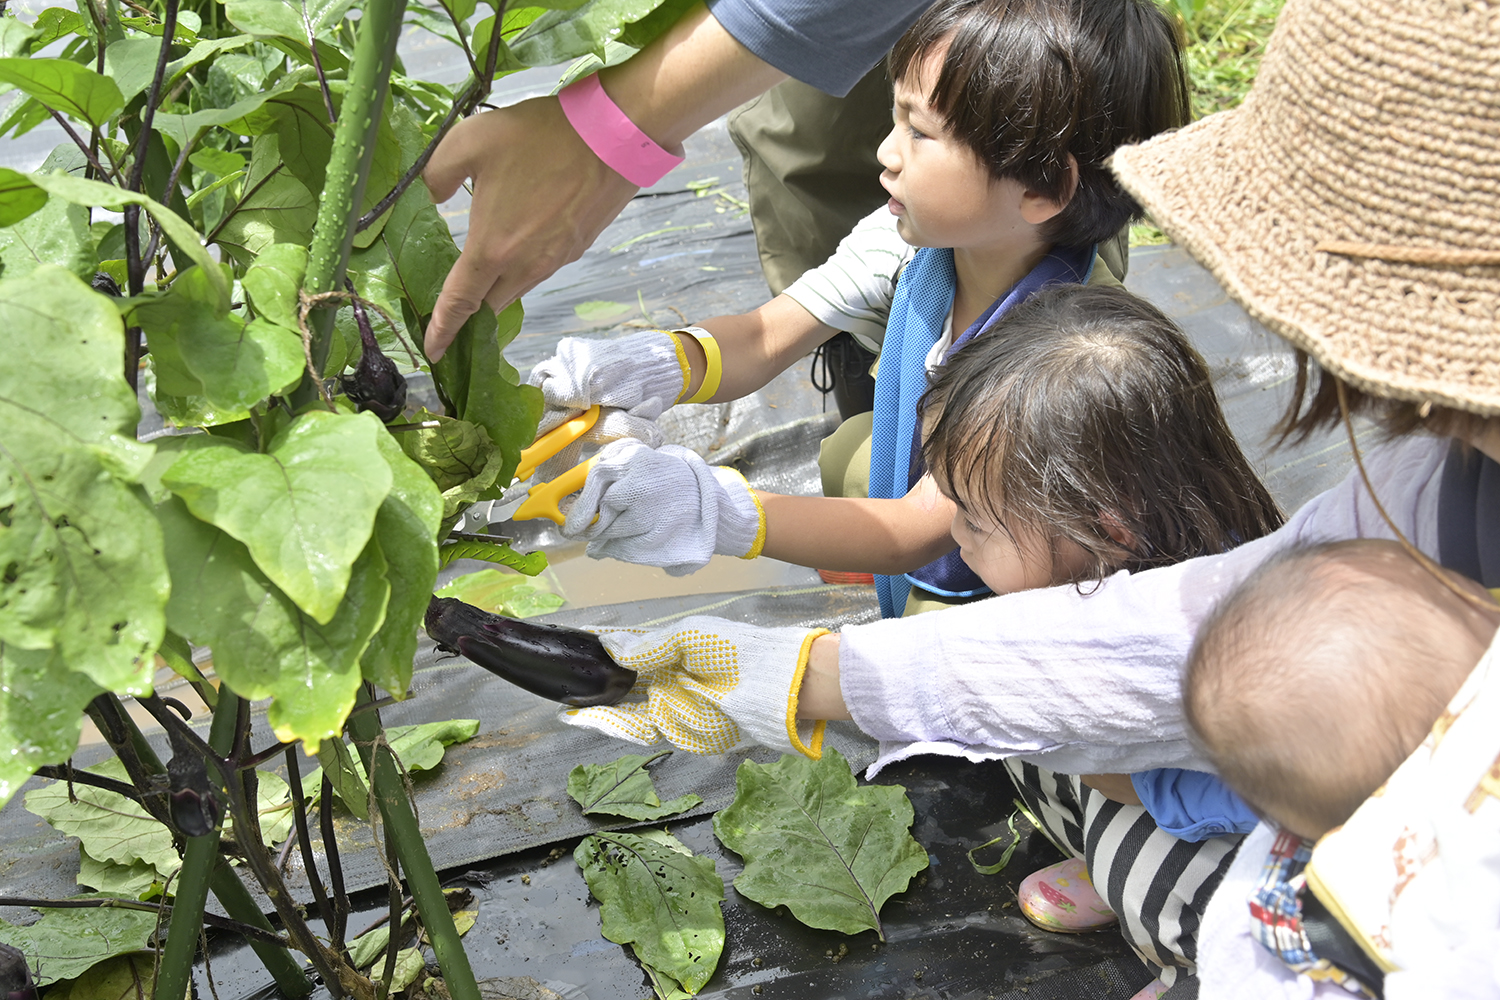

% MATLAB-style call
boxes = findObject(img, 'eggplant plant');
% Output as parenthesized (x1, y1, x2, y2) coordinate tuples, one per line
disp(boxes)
(0, 0, 688, 995)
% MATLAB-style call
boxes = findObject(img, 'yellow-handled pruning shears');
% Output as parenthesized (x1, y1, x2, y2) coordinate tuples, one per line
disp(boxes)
(494, 405, 599, 525)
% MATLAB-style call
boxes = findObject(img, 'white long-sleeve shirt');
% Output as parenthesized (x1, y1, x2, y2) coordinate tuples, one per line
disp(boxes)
(838, 432, 1450, 778)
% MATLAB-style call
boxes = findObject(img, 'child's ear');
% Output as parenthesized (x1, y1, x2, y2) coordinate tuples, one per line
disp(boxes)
(1099, 508, 1137, 551)
(1020, 154, 1079, 225)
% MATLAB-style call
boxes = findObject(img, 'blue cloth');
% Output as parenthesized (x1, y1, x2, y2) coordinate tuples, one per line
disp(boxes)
(1130, 769, 1260, 842)
(869, 244, 1095, 618)
(704, 0, 932, 96)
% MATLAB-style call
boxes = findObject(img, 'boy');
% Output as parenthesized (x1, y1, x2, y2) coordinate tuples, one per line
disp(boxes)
(521, 0, 1189, 617)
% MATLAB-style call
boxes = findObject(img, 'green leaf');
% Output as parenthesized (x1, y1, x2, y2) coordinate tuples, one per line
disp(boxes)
(0, 16, 40, 57)
(0, 166, 49, 225)
(567, 751, 702, 821)
(509, 0, 676, 65)
(574, 830, 725, 994)
(712, 747, 929, 941)
(241, 241, 308, 329)
(221, 768, 295, 848)
(431, 302, 544, 484)
(151, 91, 276, 150)
(162, 410, 393, 624)
(213, 138, 318, 265)
(573, 300, 631, 323)
(0, 57, 123, 126)
(0, 644, 100, 809)
(226, 0, 357, 40)
(967, 807, 1024, 876)
(0, 95, 49, 139)
(25, 758, 180, 877)
(347, 911, 405, 967)
(39, 953, 163, 1000)
(159, 497, 389, 748)
(375, 947, 426, 992)
(315, 734, 371, 820)
(189, 147, 245, 179)
(379, 182, 459, 317)
(0, 267, 165, 696)
(0, 899, 158, 986)
(128, 266, 303, 412)
(0, 187, 93, 280)
(102, 36, 163, 106)
(30, 9, 88, 50)
(77, 849, 163, 898)
(302, 719, 479, 812)
(26, 172, 225, 302)
(433, 567, 560, 617)
(360, 430, 443, 694)
(397, 409, 496, 493)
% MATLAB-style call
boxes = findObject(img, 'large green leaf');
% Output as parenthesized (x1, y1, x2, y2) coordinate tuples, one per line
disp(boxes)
(151, 90, 275, 150)
(0, 189, 94, 280)
(396, 410, 495, 493)
(102, 36, 163, 106)
(712, 748, 929, 941)
(30, 8, 88, 50)
(162, 410, 393, 624)
(241, 241, 308, 329)
(0, 267, 165, 694)
(574, 830, 725, 994)
(76, 849, 162, 899)
(0, 645, 100, 809)
(379, 182, 458, 317)
(158, 497, 389, 748)
(0, 165, 47, 225)
(508, 0, 676, 65)
(360, 430, 443, 694)
(567, 750, 702, 821)
(25, 758, 180, 876)
(25, 172, 225, 302)
(0, 57, 123, 126)
(225, 0, 358, 40)
(0, 899, 157, 986)
(213, 135, 318, 265)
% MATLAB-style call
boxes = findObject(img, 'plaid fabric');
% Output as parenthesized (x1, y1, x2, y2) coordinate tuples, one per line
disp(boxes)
(1249, 829, 1378, 998)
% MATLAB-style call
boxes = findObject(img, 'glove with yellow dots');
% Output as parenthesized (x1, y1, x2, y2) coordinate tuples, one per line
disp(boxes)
(562, 616, 830, 758)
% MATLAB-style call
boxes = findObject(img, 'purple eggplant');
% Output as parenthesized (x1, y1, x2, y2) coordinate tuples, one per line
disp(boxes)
(425, 597, 636, 707)
(0, 944, 36, 1000)
(340, 295, 407, 423)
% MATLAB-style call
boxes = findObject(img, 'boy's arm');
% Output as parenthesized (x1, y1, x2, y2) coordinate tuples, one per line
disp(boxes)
(675, 295, 840, 401)
(756, 475, 957, 573)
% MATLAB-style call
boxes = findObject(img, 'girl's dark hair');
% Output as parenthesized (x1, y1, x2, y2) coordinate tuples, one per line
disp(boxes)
(888, 0, 1191, 248)
(920, 285, 1284, 582)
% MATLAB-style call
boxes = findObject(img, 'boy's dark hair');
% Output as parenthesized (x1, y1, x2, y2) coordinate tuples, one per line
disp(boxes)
(889, 0, 1191, 248)
(920, 284, 1283, 582)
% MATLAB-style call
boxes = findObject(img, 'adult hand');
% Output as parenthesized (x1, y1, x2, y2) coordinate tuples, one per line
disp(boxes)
(563, 615, 830, 756)
(421, 97, 640, 360)
(562, 438, 764, 575)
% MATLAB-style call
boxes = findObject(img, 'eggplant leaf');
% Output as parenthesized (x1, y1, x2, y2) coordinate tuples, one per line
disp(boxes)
(25, 758, 180, 878)
(567, 751, 702, 821)
(0, 645, 100, 809)
(301, 719, 481, 813)
(0, 898, 157, 986)
(712, 748, 929, 941)
(574, 830, 725, 994)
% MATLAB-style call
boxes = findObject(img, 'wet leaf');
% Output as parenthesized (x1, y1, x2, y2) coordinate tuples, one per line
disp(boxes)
(574, 830, 724, 994)
(567, 751, 701, 821)
(43, 953, 178, 1000)
(0, 57, 122, 127)
(397, 410, 496, 493)
(431, 302, 543, 484)
(0, 899, 157, 986)
(712, 747, 928, 940)
(0, 645, 101, 810)
(0, 267, 165, 700)
(509, 0, 678, 65)
(241, 241, 308, 329)
(226, 0, 357, 40)
(214, 135, 318, 266)
(360, 430, 443, 694)
(76, 850, 162, 899)
(158, 497, 389, 750)
(162, 410, 393, 624)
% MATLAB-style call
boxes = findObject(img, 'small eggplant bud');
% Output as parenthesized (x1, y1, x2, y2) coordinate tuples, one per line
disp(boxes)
(166, 727, 222, 838)
(425, 597, 636, 707)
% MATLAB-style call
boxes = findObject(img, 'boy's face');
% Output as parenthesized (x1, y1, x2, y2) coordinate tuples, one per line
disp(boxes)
(878, 44, 1036, 253)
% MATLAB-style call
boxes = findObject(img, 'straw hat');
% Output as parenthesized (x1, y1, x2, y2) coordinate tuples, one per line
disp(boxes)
(1111, 0, 1500, 416)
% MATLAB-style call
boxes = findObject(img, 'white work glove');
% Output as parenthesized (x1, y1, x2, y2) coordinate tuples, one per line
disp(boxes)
(563, 616, 830, 757)
(563, 438, 765, 576)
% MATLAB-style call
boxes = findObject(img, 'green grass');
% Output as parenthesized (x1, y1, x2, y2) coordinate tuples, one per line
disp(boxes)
(1130, 0, 1287, 245)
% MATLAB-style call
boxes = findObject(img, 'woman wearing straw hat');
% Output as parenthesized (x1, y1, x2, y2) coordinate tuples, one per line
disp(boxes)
(561, 0, 1500, 992)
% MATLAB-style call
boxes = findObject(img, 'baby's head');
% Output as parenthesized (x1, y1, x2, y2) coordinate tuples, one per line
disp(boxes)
(887, 0, 1190, 249)
(1186, 539, 1499, 840)
(919, 284, 1283, 592)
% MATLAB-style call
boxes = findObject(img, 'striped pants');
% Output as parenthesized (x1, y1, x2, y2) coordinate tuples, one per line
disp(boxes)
(1004, 760, 1244, 989)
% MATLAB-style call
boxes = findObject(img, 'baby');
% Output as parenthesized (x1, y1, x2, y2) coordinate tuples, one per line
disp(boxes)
(1185, 539, 1499, 840)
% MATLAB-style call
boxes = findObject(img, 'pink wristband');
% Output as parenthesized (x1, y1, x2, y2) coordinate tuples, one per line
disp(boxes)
(558, 73, 684, 188)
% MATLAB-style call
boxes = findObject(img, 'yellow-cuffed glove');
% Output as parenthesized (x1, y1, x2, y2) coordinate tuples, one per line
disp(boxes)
(562, 616, 829, 758)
